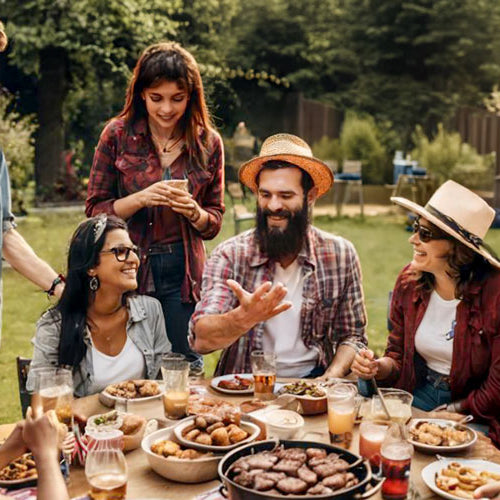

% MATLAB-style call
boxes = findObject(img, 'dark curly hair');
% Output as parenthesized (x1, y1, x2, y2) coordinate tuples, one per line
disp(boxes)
(415, 217, 493, 298)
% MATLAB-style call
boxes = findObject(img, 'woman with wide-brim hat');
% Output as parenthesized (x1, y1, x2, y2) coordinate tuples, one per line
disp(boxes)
(351, 180, 500, 446)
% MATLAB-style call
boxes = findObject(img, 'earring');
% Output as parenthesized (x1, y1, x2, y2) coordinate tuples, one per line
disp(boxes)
(89, 276, 100, 292)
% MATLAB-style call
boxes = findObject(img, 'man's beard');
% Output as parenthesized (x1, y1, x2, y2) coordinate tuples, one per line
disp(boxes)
(256, 202, 310, 260)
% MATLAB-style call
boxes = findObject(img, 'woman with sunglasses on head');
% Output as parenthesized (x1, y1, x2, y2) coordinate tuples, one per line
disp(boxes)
(86, 42, 224, 376)
(27, 215, 171, 396)
(351, 181, 500, 446)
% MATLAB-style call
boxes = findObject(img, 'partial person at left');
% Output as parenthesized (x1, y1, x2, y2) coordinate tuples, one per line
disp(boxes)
(0, 20, 64, 345)
(26, 215, 171, 397)
(0, 406, 69, 500)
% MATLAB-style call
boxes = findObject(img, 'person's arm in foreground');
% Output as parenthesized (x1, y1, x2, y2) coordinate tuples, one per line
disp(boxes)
(474, 481, 500, 500)
(2, 229, 63, 298)
(0, 421, 27, 470)
(23, 407, 69, 500)
(323, 241, 367, 378)
(192, 279, 291, 353)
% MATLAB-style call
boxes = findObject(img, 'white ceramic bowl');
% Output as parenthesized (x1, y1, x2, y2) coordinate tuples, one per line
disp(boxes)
(99, 380, 164, 408)
(141, 427, 221, 483)
(259, 409, 305, 440)
(173, 416, 260, 452)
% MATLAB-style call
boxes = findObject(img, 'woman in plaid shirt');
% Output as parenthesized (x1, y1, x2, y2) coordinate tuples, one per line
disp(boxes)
(86, 42, 225, 375)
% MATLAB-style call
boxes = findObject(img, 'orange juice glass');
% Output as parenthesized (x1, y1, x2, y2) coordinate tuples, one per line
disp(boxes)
(327, 383, 357, 448)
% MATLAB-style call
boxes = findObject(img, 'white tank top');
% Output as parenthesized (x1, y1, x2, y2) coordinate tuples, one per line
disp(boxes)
(91, 336, 146, 392)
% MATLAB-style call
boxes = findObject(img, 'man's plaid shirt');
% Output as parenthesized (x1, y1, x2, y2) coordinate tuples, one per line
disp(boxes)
(189, 226, 367, 375)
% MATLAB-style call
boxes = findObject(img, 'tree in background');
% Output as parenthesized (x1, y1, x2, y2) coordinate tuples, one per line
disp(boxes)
(3, 0, 179, 200)
(339, 0, 500, 149)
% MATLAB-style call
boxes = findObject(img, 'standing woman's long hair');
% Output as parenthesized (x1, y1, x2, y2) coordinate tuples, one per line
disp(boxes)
(56, 215, 128, 368)
(118, 41, 214, 169)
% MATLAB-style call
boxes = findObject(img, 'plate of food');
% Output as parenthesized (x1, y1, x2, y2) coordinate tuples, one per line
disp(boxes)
(99, 379, 164, 407)
(0, 452, 38, 488)
(422, 459, 500, 500)
(277, 380, 327, 415)
(210, 374, 254, 395)
(409, 419, 477, 453)
(173, 415, 260, 452)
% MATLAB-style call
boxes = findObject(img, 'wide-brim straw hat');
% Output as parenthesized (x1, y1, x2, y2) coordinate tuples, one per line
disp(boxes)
(239, 133, 334, 197)
(391, 180, 500, 269)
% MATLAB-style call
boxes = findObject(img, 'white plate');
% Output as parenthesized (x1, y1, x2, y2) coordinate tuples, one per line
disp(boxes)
(99, 380, 164, 407)
(210, 374, 255, 395)
(173, 416, 260, 452)
(422, 458, 500, 500)
(409, 419, 477, 453)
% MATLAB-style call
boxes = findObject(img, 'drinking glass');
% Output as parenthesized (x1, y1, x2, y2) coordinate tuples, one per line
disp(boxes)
(85, 432, 127, 500)
(250, 351, 277, 401)
(359, 421, 389, 472)
(161, 357, 190, 419)
(380, 424, 414, 500)
(327, 383, 357, 448)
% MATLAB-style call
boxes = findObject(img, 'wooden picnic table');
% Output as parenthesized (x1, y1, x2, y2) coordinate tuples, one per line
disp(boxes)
(1, 379, 499, 499)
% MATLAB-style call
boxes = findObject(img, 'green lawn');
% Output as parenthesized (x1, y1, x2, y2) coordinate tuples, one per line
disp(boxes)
(1, 204, 499, 423)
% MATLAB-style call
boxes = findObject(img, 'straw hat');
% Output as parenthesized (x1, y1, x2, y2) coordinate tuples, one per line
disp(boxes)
(391, 180, 500, 268)
(239, 133, 334, 197)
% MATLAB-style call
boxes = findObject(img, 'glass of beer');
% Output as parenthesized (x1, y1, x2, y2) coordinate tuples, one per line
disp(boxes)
(359, 421, 389, 473)
(380, 424, 413, 500)
(250, 351, 277, 401)
(85, 433, 127, 500)
(161, 357, 190, 419)
(38, 368, 74, 426)
(327, 383, 357, 448)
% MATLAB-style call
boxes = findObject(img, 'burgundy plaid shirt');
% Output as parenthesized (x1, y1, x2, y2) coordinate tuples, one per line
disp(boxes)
(86, 118, 225, 302)
(189, 227, 367, 375)
(384, 265, 500, 447)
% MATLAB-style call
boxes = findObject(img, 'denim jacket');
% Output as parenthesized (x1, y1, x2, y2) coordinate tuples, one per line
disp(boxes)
(27, 295, 171, 397)
(0, 148, 17, 343)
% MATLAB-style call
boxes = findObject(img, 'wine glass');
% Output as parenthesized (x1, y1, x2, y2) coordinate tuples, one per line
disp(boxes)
(38, 368, 75, 475)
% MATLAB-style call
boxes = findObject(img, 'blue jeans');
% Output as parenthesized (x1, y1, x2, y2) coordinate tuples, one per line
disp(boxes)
(150, 244, 203, 371)
(357, 378, 451, 411)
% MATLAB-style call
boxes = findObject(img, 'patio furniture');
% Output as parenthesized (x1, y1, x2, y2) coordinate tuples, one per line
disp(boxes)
(392, 173, 434, 206)
(334, 160, 364, 217)
(226, 181, 255, 234)
(16, 356, 31, 417)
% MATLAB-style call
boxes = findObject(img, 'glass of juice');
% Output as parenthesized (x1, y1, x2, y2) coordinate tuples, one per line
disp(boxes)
(327, 383, 357, 448)
(359, 421, 389, 473)
(380, 424, 413, 500)
(250, 351, 277, 401)
(161, 357, 190, 419)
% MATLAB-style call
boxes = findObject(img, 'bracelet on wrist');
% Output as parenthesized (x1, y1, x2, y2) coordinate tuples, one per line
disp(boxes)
(45, 274, 65, 297)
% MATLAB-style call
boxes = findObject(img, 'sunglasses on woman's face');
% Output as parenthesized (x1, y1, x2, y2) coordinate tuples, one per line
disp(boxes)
(412, 221, 450, 243)
(100, 245, 140, 262)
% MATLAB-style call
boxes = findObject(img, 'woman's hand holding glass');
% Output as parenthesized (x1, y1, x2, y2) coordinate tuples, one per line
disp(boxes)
(23, 406, 64, 460)
(351, 349, 379, 379)
(137, 181, 181, 208)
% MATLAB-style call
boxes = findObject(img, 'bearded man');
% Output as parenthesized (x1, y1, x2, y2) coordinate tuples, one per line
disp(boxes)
(189, 134, 367, 377)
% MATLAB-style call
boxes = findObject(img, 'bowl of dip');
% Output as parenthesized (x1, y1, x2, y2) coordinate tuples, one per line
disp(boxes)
(261, 409, 304, 440)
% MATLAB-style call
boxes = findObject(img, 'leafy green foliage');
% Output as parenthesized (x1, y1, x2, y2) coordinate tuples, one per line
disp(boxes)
(0, 95, 36, 213)
(340, 113, 391, 184)
(411, 124, 495, 190)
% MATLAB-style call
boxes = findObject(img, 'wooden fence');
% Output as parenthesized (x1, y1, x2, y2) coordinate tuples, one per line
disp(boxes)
(451, 107, 500, 207)
(283, 93, 343, 146)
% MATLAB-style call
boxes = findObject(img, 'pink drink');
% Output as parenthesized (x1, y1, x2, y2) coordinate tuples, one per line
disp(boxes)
(359, 422, 388, 470)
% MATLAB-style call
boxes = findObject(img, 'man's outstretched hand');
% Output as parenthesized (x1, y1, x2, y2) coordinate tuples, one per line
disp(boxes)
(227, 279, 292, 330)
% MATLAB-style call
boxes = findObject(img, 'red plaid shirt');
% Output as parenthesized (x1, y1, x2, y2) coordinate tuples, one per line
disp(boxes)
(385, 265, 500, 447)
(86, 118, 225, 302)
(189, 227, 367, 375)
